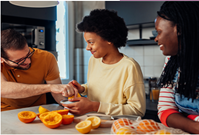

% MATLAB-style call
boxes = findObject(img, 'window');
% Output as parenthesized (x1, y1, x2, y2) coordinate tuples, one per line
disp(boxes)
(56, 1, 74, 84)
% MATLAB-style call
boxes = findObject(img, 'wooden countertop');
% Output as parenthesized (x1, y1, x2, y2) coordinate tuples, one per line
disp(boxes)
(1, 104, 111, 134)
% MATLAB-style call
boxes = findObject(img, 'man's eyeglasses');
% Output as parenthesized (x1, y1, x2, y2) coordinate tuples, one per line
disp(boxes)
(5, 47, 35, 66)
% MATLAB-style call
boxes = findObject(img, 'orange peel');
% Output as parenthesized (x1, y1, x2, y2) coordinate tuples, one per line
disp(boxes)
(18, 111, 37, 123)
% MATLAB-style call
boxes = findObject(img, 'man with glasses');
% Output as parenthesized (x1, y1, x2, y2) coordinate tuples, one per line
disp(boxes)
(1, 29, 72, 111)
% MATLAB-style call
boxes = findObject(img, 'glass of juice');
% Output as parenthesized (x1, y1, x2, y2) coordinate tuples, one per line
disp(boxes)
(150, 87, 160, 102)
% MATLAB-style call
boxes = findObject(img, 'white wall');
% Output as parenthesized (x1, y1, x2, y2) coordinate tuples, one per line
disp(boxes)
(120, 27, 166, 79)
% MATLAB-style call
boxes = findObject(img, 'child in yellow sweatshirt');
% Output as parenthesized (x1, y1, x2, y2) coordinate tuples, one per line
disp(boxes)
(61, 9, 146, 117)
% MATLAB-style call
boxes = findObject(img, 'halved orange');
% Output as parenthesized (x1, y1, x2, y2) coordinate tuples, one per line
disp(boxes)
(42, 112, 62, 129)
(37, 106, 50, 117)
(116, 126, 137, 134)
(62, 114, 74, 125)
(18, 111, 37, 123)
(38, 106, 50, 113)
(68, 93, 81, 100)
(136, 119, 160, 133)
(51, 109, 69, 115)
(39, 112, 51, 121)
(85, 116, 101, 129)
(75, 120, 92, 134)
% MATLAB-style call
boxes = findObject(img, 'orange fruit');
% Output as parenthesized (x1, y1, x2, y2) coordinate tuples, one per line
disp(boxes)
(39, 112, 51, 121)
(38, 106, 50, 114)
(62, 114, 74, 125)
(136, 119, 160, 133)
(18, 111, 37, 123)
(155, 129, 171, 134)
(42, 112, 62, 129)
(68, 93, 81, 100)
(37, 106, 50, 117)
(112, 118, 133, 133)
(37, 113, 40, 118)
(85, 116, 101, 129)
(75, 120, 92, 134)
(116, 126, 137, 134)
(51, 109, 69, 115)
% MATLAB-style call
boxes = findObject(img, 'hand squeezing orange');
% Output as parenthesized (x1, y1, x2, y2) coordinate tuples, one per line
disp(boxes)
(68, 93, 81, 100)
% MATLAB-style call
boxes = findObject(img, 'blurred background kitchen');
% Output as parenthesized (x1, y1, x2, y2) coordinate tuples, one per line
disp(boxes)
(1, 1, 165, 121)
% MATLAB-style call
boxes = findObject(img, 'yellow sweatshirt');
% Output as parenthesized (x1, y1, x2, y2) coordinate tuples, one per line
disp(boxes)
(81, 54, 146, 116)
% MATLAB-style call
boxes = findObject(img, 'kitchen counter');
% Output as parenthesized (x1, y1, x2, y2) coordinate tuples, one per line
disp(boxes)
(1, 104, 111, 134)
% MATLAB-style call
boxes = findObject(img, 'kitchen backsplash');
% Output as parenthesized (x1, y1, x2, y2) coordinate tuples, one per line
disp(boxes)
(119, 45, 165, 78)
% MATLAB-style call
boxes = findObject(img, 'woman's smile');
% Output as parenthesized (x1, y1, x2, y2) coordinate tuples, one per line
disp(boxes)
(91, 51, 95, 54)
(159, 44, 164, 51)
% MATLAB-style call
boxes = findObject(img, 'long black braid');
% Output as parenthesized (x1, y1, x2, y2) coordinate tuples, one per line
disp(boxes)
(157, 2, 199, 101)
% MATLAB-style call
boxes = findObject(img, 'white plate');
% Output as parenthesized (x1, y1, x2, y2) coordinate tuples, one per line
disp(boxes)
(60, 99, 74, 104)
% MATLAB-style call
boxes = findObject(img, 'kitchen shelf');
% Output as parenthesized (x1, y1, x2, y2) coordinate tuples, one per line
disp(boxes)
(127, 23, 155, 30)
(127, 39, 157, 46)
(126, 22, 157, 46)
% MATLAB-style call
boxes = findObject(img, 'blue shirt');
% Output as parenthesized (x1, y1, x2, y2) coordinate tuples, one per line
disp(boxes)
(173, 68, 199, 115)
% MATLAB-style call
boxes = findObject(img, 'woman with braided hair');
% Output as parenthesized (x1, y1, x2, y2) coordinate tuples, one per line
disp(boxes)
(155, 1, 199, 133)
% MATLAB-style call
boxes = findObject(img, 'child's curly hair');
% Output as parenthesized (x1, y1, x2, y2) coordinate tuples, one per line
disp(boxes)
(76, 9, 128, 48)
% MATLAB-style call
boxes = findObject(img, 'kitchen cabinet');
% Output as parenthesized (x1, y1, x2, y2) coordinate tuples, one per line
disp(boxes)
(1, 1, 56, 21)
(127, 23, 157, 46)
(127, 39, 156, 46)
(1, 1, 57, 51)
(105, 1, 164, 46)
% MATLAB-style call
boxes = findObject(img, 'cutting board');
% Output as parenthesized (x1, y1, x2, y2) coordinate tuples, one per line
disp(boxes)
(73, 113, 115, 128)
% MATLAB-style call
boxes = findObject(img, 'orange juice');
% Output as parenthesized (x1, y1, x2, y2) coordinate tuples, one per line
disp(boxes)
(150, 88, 160, 101)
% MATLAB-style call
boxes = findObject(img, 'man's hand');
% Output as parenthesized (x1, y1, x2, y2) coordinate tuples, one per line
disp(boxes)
(69, 80, 85, 93)
(48, 79, 85, 104)
(50, 80, 85, 98)
(50, 83, 79, 97)
(61, 97, 100, 115)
